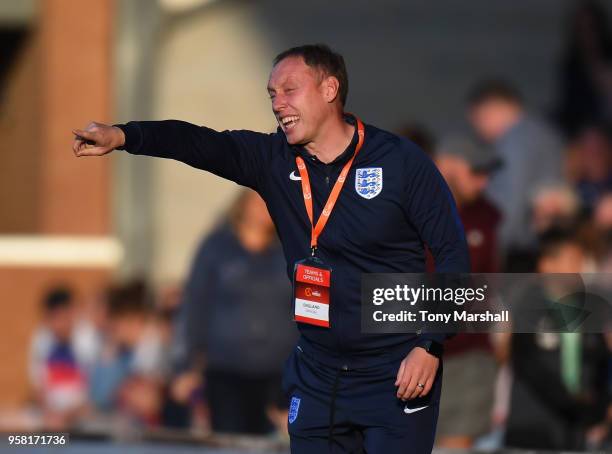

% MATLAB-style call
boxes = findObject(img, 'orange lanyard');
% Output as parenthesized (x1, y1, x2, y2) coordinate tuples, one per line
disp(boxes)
(295, 116, 365, 255)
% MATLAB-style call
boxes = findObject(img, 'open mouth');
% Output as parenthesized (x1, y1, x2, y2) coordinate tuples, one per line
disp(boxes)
(280, 115, 300, 130)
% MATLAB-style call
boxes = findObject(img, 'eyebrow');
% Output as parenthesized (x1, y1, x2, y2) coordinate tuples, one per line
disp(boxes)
(267, 76, 299, 93)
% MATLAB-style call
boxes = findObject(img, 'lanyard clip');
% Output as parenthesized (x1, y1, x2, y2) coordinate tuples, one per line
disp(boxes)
(311, 246, 317, 257)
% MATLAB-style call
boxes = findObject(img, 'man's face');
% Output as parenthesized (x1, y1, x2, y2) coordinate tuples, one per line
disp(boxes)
(267, 56, 331, 145)
(469, 100, 513, 143)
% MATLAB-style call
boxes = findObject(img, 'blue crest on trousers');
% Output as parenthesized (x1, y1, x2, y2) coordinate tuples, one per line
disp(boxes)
(355, 168, 383, 199)
(288, 396, 301, 424)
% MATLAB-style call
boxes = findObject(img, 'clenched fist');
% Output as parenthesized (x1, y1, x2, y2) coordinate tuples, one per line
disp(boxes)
(72, 122, 126, 157)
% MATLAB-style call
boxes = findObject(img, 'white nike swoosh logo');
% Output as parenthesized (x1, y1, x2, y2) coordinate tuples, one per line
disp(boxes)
(403, 405, 428, 414)
(289, 171, 302, 181)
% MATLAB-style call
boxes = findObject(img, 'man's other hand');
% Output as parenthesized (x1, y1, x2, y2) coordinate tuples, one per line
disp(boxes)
(394, 346, 439, 400)
(72, 122, 125, 157)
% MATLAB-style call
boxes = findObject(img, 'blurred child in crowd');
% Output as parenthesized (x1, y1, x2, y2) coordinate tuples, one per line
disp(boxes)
(89, 281, 168, 427)
(28, 287, 88, 430)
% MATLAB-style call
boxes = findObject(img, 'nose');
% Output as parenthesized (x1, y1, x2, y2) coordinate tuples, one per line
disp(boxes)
(272, 93, 287, 115)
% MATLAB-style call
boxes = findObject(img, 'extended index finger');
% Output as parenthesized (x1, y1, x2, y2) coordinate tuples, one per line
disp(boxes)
(72, 129, 97, 143)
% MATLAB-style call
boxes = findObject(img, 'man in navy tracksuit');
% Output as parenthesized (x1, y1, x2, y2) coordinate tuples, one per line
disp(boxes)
(73, 44, 469, 453)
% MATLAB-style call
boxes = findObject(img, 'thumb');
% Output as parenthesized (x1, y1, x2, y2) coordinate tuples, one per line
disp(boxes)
(75, 145, 110, 157)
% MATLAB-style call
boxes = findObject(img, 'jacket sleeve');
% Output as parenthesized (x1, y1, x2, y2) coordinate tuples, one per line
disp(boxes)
(403, 142, 471, 344)
(115, 120, 273, 192)
(403, 144, 470, 273)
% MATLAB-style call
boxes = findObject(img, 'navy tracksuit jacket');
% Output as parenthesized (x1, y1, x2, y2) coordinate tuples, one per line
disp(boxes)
(117, 115, 470, 452)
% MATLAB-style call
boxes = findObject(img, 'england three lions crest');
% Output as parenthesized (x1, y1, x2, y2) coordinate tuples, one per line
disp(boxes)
(355, 168, 383, 199)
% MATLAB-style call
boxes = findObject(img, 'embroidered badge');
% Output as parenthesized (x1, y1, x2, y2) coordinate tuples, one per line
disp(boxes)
(355, 168, 383, 199)
(288, 396, 301, 424)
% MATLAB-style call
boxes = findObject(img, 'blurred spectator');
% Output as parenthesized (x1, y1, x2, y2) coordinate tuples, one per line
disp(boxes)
(565, 124, 612, 211)
(28, 287, 88, 430)
(468, 79, 563, 267)
(556, 0, 612, 137)
(397, 123, 435, 157)
(505, 228, 610, 450)
(179, 189, 297, 435)
(530, 183, 582, 235)
(434, 133, 502, 271)
(432, 134, 502, 448)
(158, 285, 185, 376)
(72, 292, 110, 374)
(89, 282, 167, 427)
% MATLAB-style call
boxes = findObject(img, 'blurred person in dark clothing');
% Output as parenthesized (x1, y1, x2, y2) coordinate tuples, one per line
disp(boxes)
(180, 189, 297, 435)
(431, 134, 502, 448)
(468, 80, 563, 267)
(433, 134, 502, 272)
(505, 228, 610, 450)
(566, 124, 612, 211)
(29, 287, 89, 430)
(556, 0, 612, 137)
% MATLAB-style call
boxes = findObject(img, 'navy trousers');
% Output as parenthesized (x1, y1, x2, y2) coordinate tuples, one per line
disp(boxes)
(282, 344, 443, 454)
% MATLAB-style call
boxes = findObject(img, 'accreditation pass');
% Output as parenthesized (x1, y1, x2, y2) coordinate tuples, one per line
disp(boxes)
(293, 258, 331, 328)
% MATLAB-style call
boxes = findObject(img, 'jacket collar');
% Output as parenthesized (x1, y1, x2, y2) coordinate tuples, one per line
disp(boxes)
(282, 113, 359, 166)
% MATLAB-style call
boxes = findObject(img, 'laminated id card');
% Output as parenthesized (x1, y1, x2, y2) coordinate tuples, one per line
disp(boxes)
(293, 257, 331, 328)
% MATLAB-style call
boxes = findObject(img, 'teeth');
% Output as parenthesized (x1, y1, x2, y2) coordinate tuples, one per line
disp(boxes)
(281, 116, 299, 125)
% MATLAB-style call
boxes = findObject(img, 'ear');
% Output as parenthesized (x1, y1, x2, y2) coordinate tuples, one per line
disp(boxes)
(322, 76, 340, 103)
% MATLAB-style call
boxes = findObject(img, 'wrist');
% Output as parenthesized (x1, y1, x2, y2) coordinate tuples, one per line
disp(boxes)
(112, 126, 126, 148)
(415, 339, 444, 359)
